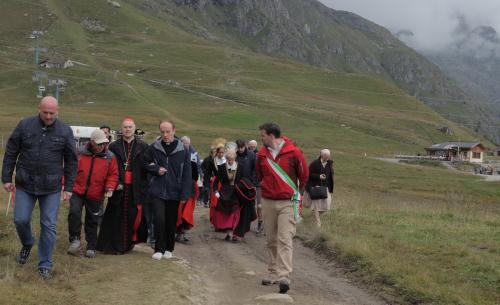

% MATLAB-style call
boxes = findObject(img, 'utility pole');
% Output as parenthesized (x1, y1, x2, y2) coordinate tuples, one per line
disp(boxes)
(33, 31, 43, 65)
(55, 83, 59, 101)
(35, 37, 40, 65)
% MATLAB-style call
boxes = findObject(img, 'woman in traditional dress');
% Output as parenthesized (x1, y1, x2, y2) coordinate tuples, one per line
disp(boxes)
(210, 148, 245, 241)
(208, 139, 227, 222)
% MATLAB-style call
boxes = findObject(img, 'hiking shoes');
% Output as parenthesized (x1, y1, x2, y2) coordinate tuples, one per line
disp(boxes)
(67, 239, 81, 255)
(256, 221, 264, 236)
(38, 268, 52, 280)
(278, 280, 290, 294)
(18, 245, 32, 265)
(85, 249, 96, 258)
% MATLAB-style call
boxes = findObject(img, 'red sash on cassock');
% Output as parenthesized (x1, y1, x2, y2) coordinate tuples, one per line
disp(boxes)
(177, 181, 199, 230)
(132, 203, 142, 242)
(124, 171, 133, 184)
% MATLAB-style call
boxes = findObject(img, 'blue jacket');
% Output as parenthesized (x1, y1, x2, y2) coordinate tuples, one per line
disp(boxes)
(1, 116, 77, 195)
(143, 139, 192, 201)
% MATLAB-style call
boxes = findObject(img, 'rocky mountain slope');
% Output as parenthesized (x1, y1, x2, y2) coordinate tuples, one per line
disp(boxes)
(132, 0, 498, 143)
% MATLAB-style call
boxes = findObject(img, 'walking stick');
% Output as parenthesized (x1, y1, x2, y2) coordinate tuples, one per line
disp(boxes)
(5, 192, 12, 217)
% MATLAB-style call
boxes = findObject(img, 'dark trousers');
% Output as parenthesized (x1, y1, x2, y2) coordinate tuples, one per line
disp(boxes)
(152, 198, 180, 253)
(142, 199, 155, 243)
(68, 194, 102, 250)
(202, 180, 211, 204)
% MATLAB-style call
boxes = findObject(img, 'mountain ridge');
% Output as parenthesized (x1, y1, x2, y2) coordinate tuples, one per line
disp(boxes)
(135, 0, 498, 143)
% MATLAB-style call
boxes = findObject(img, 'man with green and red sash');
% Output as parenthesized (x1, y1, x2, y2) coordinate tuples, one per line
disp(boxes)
(256, 123, 309, 294)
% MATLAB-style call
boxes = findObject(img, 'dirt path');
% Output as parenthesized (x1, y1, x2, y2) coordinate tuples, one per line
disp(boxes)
(169, 208, 387, 305)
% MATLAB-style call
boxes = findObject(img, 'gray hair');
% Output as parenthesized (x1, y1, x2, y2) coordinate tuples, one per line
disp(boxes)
(248, 140, 257, 146)
(320, 149, 331, 157)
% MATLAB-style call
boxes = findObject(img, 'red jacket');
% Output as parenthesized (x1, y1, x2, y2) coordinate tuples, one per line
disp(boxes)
(256, 137, 309, 200)
(72, 146, 119, 202)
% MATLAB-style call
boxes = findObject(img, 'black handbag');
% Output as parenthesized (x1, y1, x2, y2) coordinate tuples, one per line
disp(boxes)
(216, 184, 240, 212)
(309, 184, 328, 200)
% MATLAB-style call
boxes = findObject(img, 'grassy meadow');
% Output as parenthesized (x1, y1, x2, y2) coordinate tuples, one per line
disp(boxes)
(0, 0, 499, 304)
(300, 154, 499, 305)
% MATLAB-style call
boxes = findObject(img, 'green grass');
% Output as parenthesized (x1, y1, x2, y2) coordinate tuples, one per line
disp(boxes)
(300, 186, 499, 305)
(0, 1, 499, 304)
(299, 154, 500, 305)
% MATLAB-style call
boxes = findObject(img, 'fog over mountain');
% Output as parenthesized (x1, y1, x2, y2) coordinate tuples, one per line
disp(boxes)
(321, 0, 500, 144)
(319, 0, 500, 52)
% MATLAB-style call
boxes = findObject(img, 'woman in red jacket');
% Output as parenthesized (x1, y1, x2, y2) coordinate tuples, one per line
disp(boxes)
(67, 129, 118, 258)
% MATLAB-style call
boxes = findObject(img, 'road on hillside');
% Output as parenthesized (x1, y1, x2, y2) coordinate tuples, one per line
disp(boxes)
(145, 208, 388, 305)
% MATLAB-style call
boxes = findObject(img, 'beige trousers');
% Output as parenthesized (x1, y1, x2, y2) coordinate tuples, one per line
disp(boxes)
(262, 198, 296, 283)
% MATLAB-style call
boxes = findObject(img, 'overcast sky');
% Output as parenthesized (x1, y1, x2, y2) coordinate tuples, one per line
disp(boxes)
(319, 0, 500, 51)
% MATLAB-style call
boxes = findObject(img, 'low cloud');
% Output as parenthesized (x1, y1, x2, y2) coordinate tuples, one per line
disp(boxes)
(319, 0, 500, 51)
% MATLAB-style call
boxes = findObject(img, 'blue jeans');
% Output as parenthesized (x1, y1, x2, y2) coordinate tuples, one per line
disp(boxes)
(13, 188, 61, 270)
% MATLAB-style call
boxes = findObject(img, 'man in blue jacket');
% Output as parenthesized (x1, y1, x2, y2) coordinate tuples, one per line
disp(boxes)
(2, 96, 77, 279)
(143, 119, 192, 260)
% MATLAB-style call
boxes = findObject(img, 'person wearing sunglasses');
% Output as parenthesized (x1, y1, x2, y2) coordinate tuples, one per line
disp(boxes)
(67, 129, 118, 258)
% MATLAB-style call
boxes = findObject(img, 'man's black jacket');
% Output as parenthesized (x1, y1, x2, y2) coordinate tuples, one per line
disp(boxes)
(1, 116, 77, 195)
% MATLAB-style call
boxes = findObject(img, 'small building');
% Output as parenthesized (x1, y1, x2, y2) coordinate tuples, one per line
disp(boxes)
(425, 141, 486, 163)
(39, 58, 73, 69)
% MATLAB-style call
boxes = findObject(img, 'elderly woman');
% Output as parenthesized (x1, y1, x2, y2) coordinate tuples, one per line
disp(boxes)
(304, 149, 334, 227)
(210, 148, 245, 241)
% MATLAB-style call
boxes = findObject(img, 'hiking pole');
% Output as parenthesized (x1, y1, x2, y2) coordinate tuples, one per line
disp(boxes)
(6, 192, 12, 217)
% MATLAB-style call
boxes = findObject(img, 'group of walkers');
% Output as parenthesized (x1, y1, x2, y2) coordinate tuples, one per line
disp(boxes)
(1, 96, 334, 294)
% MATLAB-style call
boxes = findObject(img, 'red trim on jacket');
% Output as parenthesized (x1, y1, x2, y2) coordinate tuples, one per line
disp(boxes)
(256, 137, 309, 200)
(72, 147, 119, 202)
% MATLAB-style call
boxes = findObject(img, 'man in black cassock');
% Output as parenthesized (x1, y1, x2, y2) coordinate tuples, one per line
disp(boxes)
(96, 118, 148, 254)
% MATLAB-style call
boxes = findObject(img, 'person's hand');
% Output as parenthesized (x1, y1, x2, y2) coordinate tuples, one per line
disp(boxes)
(159, 167, 167, 176)
(320, 174, 326, 180)
(63, 191, 72, 201)
(116, 184, 123, 191)
(105, 189, 114, 198)
(180, 200, 186, 204)
(215, 192, 220, 199)
(3, 183, 15, 192)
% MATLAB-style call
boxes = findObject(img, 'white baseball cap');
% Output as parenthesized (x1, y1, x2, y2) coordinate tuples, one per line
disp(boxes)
(91, 129, 109, 144)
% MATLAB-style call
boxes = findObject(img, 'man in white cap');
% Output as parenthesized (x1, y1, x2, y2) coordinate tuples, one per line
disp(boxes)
(67, 129, 118, 258)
